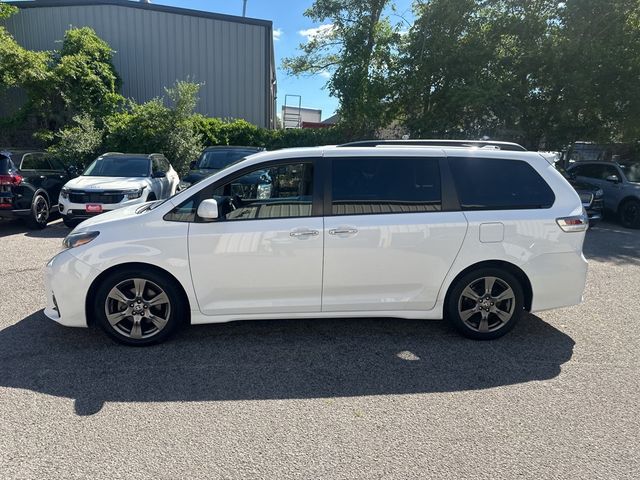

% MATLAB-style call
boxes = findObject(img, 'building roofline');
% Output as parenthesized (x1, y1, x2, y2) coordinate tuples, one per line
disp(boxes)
(7, 0, 273, 28)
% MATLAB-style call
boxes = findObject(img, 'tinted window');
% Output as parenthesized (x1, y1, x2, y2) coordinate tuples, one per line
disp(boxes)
(449, 157, 555, 210)
(0, 155, 13, 174)
(571, 163, 618, 180)
(197, 149, 257, 170)
(331, 157, 441, 215)
(20, 153, 52, 170)
(83, 156, 150, 177)
(213, 163, 313, 220)
(620, 161, 640, 183)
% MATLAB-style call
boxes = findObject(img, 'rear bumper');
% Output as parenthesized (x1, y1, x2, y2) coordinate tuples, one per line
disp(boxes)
(527, 251, 589, 312)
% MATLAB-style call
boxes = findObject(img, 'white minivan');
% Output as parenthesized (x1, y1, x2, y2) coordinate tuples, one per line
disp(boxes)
(45, 141, 589, 346)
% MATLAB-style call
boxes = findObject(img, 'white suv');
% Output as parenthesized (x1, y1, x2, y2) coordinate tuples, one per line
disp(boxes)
(45, 142, 589, 346)
(58, 152, 180, 227)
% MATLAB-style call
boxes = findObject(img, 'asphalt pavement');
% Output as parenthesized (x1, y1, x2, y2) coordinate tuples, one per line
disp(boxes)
(0, 218, 638, 479)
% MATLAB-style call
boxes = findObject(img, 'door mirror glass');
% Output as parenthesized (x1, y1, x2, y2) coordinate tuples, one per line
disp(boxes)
(605, 174, 620, 183)
(197, 198, 219, 220)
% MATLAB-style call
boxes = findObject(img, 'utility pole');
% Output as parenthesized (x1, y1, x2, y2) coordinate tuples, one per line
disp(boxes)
(242, 0, 247, 16)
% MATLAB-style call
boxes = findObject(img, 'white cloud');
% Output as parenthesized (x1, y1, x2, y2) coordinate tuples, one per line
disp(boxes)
(319, 71, 331, 79)
(298, 24, 335, 42)
(273, 28, 283, 41)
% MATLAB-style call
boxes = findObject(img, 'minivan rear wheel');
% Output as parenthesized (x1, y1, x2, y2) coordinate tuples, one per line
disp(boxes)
(446, 268, 525, 340)
(93, 267, 186, 346)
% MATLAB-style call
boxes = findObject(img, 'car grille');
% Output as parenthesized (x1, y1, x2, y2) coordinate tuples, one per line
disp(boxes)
(579, 192, 594, 206)
(68, 191, 125, 204)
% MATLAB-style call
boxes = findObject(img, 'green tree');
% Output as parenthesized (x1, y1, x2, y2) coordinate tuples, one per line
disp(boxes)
(283, 0, 399, 137)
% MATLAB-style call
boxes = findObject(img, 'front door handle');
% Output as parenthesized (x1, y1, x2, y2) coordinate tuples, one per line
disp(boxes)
(329, 227, 358, 236)
(290, 229, 319, 238)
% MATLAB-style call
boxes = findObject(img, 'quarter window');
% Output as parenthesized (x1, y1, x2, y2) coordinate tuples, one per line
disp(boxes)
(20, 153, 52, 171)
(449, 157, 555, 210)
(331, 157, 442, 215)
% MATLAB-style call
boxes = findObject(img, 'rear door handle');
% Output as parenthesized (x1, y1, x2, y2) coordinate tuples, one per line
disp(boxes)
(329, 227, 358, 236)
(290, 229, 319, 238)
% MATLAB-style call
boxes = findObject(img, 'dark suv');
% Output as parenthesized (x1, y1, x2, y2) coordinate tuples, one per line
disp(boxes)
(0, 150, 77, 229)
(178, 146, 264, 191)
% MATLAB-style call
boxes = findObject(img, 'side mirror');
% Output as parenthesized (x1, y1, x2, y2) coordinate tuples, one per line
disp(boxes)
(153, 171, 166, 178)
(189, 161, 198, 170)
(605, 174, 620, 183)
(197, 198, 219, 220)
(66, 165, 78, 176)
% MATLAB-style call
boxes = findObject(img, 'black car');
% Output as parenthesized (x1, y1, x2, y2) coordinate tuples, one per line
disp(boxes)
(178, 146, 264, 191)
(557, 165, 604, 226)
(0, 150, 78, 229)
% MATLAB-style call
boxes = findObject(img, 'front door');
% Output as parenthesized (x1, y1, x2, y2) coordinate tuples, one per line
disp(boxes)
(322, 154, 468, 312)
(188, 160, 323, 316)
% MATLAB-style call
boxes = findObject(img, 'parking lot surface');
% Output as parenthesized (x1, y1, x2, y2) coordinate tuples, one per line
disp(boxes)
(0, 219, 638, 479)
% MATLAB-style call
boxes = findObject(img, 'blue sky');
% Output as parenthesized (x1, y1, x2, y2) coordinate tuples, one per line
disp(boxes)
(154, 0, 414, 121)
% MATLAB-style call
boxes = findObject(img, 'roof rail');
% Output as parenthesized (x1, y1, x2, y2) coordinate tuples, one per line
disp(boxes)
(338, 139, 527, 152)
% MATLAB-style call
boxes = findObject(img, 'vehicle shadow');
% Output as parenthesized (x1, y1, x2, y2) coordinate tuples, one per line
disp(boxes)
(0, 311, 574, 416)
(0, 218, 68, 239)
(584, 221, 640, 265)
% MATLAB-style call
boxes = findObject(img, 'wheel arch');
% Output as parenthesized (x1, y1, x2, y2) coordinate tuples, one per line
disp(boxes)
(617, 195, 640, 211)
(85, 262, 191, 326)
(443, 260, 533, 312)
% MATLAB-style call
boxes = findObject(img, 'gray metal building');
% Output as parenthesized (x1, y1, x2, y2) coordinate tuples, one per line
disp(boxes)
(3, 0, 277, 128)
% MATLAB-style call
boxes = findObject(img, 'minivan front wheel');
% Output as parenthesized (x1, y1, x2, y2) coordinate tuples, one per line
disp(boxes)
(446, 268, 525, 340)
(94, 268, 185, 346)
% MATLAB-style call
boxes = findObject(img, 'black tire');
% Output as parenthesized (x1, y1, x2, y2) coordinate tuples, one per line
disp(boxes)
(446, 267, 525, 340)
(25, 193, 50, 229)
(618, 198, 640, 229)
(62, 217, 80, 229)
(93, 267, 187, 346)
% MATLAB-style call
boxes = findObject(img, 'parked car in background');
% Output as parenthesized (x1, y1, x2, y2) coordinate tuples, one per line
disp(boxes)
(177, 146, 264, 191)
(45, 142, 589, 346)
(59, 153, 180, 228)
(0, 150, 77, 229)
(567, 160, 640, 228)
(540, 152, 603, 226)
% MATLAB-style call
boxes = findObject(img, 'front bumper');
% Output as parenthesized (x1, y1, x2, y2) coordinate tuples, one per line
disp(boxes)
(59, 196, 148, 221)
(44, 249, 102, 327)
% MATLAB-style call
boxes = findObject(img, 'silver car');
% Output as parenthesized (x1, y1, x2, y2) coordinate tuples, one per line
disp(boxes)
(568, 160, 640, 228)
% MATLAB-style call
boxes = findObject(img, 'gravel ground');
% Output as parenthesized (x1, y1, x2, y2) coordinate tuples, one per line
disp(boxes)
(0, 218, 638, 479)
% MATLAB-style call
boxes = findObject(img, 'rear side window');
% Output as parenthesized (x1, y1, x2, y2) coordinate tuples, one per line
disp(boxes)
(449, 157, 555, 210)
(20, 153, 52, 171)
(331, 157, 442, 215)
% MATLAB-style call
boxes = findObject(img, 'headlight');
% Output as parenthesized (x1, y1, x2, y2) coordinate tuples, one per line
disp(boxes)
(124, 187, 145, 200)
(60, 187, 69, 199)
(595, 189, 604, 198)
(177, 181, 191, 191)
(63, 231, 100, 249)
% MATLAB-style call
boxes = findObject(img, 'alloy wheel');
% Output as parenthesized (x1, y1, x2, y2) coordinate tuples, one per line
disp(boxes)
(621, 201, 640, 227)
(457, 276, 516, 333)
(34, 196, 49, 224)
(104, 278, 171, 339)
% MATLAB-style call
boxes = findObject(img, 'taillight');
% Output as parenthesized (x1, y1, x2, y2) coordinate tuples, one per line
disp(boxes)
(556, 214, 589, 232)
(0, 174, 22, 186)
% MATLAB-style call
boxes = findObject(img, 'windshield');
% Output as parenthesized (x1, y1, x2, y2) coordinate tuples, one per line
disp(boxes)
(619, 162, 640, 183)
(83, 156, 150, 177)
(196, 150, 256, 170)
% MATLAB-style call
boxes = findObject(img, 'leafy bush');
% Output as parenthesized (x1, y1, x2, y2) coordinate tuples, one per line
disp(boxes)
(194, 117, 351, 150)
(46, 114, 104, 167)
